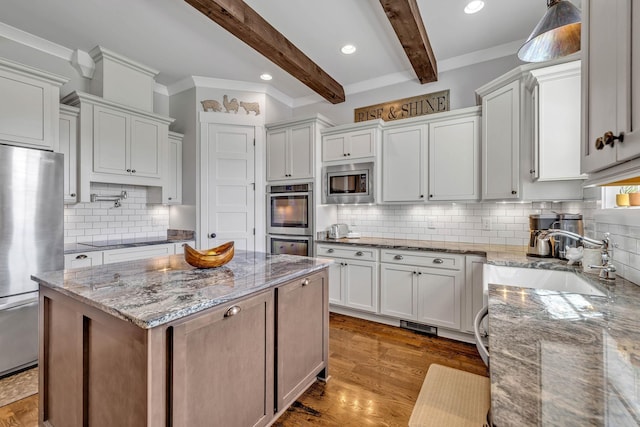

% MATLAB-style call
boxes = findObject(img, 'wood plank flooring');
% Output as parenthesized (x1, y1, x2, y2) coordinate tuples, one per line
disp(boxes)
(0, 313, 487, 427)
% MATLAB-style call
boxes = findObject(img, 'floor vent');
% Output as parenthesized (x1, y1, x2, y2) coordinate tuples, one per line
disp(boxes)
(400, 320, 437, 336)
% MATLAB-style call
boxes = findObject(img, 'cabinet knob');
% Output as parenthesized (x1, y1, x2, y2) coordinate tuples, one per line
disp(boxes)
(595, 137, 604, 150)
(168, 197, 173, 200)
(413, 271, 417, 275)
(75, 254, 88, 260)
(603, 131, 624, 147)
(429, 194, 433, 198)
(418, 272, 422, 275)
(302, 278, 309, 286)
(343, 153, 347, 157)
(126, 169, 132, 173)
(347, 153, 351, 156)
(210, 233, 217, 238)
(394, 255, 403, 260)
(224, 305, 241, 318)
(511, 190, 517, 195)
(70, 193, 76, 197)
(131, 169, 136, 174)
(420, 195, 424, 198)
(355, 251, 363, 256)
(327, 248, 334, 253)
(433, 258, 444, 264)
(529, 169, 535, 174)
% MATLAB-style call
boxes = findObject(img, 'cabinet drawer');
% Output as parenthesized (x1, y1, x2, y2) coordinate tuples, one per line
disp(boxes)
(316, 244, 378, 262)
(381, 249, 461, 270)
(174, 241, 195, 255)
(64, 251, 103, 269)
(103, 243, 175, 264)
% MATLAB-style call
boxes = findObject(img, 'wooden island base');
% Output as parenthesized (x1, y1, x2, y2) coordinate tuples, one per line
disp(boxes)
(38, 269, 328, 427)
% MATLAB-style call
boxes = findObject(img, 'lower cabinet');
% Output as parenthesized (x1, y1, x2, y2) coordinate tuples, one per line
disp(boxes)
(276, 272, 328, 411)
(63, 251, 103, 269)
(462, 256, 487, 333)
(102, 243, 175, 264)
(172, 290, 274, 427)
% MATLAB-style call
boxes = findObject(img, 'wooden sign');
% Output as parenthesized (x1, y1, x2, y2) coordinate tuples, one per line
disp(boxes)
(354, 90, 450, 123)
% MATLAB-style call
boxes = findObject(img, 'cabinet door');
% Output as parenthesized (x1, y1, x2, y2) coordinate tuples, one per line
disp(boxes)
(130, 116, 162, 178)
(344, 260, 378, 313)
(266, 128, 288, 180)
(462, 256, 486, 333)
(429, 115, 479, 201)
(382, 124, 427, 202)
(64, 252, 103, 269)
(59, 109, 78, 203)
(328, 260, 345, 305)
(289, 124, 314, 179)
(166, 135, 182, 203)
(322, 134, 347, 162)
(416, 268, 462, 329)
(380, 264, 416, 319)
(482, 80, 520, 199)
(348, 130, 376, 159)
(93, 106, 129, 175)
(276, 272, 327, 411)
(172, 291, 274, 427)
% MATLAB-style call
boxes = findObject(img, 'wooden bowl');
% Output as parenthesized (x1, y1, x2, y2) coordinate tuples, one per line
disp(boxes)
(183, 242, 234, 268)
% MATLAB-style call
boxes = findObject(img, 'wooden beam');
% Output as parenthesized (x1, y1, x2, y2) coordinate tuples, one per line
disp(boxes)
(184, 0, 346, 104)
(380, 0, 438, 84)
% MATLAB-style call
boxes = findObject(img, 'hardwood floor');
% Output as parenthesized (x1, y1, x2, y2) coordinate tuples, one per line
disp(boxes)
(0, 313, 487, 427)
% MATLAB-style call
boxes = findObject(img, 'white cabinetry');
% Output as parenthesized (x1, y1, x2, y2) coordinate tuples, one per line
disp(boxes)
(0, 58, 67, 151)
(148, 131, 183, 205)
(61, 91, 173, 202)
(581, 0, 640, 183)
(462, 256, 486, 334)
(102, 243, 175, 264)
(266, 115, 333, 182)
(428, 110, 480, 201)
(64, 251, 103, 269)
(59, 105, 79, 204)
(382, 124, 428, 203)
(476, 59, 584, 201)
(316, 244, 378, 313)
(321, 120, 382, 163)
(380, 249, 463, 330)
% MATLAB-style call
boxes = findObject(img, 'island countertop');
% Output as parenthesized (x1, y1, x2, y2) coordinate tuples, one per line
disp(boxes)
(32, 251, 332, 329)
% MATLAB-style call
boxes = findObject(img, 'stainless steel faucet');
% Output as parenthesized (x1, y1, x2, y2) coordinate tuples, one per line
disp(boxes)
(538, 230, 616, 280)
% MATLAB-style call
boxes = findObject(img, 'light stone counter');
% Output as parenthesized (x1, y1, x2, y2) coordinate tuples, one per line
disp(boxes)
(317, 236, 640, 425)
(32, 251, 332, 329)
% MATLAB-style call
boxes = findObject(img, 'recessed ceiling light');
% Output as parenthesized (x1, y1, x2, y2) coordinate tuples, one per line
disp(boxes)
(464, 0, 485, 14)
(341, 44, 356, 55)
(260, 73, 272, 81)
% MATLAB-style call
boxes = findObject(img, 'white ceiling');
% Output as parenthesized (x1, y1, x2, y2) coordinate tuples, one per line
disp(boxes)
(0, 0, 552, 104)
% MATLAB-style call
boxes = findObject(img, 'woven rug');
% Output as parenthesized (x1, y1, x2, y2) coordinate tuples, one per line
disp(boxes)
(0, 367, 38, 407)
(409, 364, 490, 427)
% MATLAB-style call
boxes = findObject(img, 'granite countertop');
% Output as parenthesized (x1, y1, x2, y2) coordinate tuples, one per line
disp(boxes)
(319, 236, 640, 425)
(64, 237, 194, 254)
(32, 251, 332, 329)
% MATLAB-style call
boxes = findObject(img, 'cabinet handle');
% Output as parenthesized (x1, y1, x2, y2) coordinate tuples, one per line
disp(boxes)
(433, 258, 444, 264)
(355, 251, 363, 256)
(420, 194, 424, 198)
(429, 194, 433, 198)
(394, 255, 403, 260)
(327, 248, 334, 253)
(343, 153, 347, 157)
(70, 193, 76, 197)
(131, 169, 136, 174)
(302, 278, 309, 286)
(210, 233, 217, 238)
(413, 271, 417, 275)
(168, 197, 173, 201)
(347, 153, 351, 156)
(603, 131, 624, 148)
(126, 169, 131, 173)
(224, 306, 241, 318)
(511, 190, 517, 195)
(75, 254, 88, 259)
(529, 169, 535, 174)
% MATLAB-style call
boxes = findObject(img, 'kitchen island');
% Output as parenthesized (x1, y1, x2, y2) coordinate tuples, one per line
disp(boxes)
(31, 251, 332, 427)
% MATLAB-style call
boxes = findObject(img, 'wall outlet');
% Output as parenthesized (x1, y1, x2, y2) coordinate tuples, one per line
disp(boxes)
(427, 217, 437, 229)
(482, 217, 492, 231)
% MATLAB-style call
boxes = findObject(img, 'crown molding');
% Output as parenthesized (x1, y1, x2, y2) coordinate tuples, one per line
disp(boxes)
(0, 22, 73, 61)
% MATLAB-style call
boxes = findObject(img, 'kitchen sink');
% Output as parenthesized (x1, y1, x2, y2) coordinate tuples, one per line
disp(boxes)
(483, 264, 605, 297)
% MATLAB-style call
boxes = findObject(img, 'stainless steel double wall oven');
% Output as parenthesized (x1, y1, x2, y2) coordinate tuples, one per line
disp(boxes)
(266, 182, 314, 257)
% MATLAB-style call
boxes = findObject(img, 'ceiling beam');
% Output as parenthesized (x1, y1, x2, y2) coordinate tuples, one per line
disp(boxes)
(380, 0, 438, 84)
(184, 0, 345, 104)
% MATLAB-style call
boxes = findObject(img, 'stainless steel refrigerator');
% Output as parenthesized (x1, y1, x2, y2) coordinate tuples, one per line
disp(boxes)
(0, 143, 63, 378)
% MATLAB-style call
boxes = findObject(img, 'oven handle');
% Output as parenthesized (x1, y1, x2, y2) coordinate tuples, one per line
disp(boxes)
(268, 191, 312, 197)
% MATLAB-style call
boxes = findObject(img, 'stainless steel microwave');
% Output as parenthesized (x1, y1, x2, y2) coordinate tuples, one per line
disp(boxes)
(322, 162, 374, 204)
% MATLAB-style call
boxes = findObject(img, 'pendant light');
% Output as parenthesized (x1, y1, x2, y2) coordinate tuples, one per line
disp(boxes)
(517, 0, 581, 62)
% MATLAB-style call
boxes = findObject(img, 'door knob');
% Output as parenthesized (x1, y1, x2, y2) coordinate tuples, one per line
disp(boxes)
(210, 233, 217, 238)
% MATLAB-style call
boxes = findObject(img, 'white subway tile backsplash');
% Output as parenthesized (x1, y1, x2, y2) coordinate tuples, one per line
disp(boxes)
(64, 183, 169, 244)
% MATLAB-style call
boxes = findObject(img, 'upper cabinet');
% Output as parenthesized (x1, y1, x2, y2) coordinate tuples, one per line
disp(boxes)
(476, 58, 584, 201)
(266, 115, 333, 182)
(59, 105, 79, 204)
(0, 58, 67, 151)
(321, 120, 382, 163)
(62, 91, 174, 202)
(381, 107, 480, 204)
(581, 0, 640, 182)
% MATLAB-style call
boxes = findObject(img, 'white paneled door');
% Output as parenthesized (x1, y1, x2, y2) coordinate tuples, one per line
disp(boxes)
(202, 124, 255, 252)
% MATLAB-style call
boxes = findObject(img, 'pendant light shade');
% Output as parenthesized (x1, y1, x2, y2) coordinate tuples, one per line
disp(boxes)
(518, 0, 581, 62)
